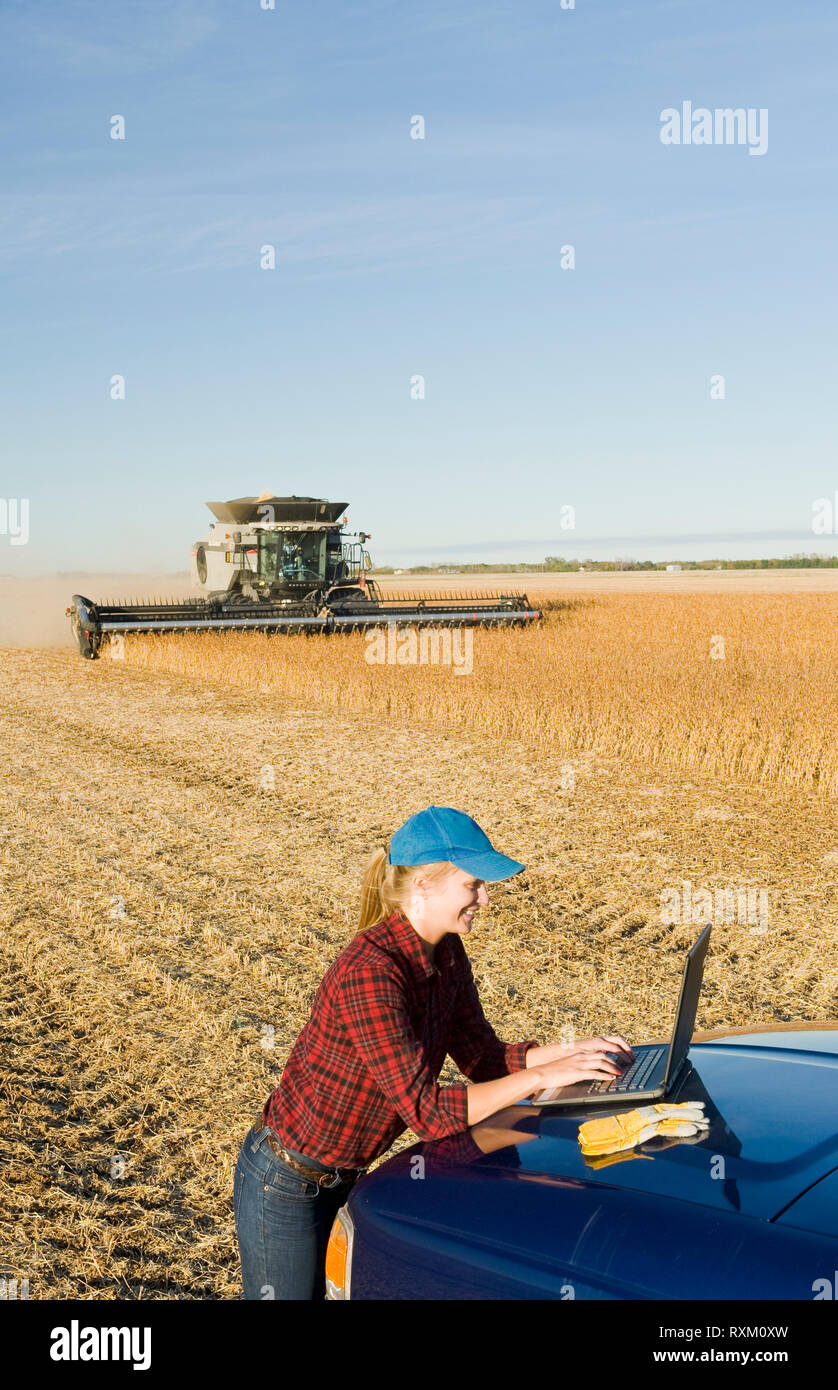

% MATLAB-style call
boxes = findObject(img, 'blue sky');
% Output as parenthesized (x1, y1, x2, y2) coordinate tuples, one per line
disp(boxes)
(2, 0, 837, 571)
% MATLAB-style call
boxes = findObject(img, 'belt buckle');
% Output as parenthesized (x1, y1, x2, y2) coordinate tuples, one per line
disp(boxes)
(277, 1139, 337, 1187)
(259, 1122, 355, 1188)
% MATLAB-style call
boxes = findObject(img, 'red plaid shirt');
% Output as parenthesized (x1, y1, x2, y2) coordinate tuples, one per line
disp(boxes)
(263, 910, 537, 1169)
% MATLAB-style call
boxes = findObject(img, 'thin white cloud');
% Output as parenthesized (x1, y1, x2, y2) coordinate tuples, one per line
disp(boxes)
(0, 188, 568, 280)
(1, 0, 220, 74)
(396, 529, 835, 556)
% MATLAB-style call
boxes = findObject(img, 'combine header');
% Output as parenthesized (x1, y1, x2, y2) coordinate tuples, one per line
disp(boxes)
(67, 493, 541, 658)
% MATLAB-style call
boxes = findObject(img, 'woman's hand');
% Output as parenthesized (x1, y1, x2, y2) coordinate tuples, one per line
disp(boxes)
(532, 1046, 627, 1090)
(526, 1034, 633, 1069)
(575, 1033, 634, 1062)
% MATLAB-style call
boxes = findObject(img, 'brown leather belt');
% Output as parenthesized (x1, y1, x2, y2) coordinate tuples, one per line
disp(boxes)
(255, 1120, 363, 1186)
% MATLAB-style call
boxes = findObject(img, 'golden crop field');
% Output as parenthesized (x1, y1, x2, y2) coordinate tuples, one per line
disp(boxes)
(123, 590, 838, 795)
(2, 577, 837, 1300)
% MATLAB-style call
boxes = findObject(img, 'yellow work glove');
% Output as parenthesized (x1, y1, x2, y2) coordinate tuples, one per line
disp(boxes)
(578, 1102, 709, 1157)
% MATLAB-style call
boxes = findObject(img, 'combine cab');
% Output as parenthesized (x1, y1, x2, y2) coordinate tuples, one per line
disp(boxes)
(67, 493, 541, 658)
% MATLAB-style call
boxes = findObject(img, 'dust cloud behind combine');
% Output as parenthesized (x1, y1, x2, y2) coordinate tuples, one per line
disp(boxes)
(0, 574, 193, 649)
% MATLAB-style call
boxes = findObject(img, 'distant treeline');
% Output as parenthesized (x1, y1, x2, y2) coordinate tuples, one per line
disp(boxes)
(372, 554, 838, 575)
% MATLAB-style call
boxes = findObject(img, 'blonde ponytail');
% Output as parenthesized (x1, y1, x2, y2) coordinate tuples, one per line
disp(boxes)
(358, 848, 389, 932)
(357, 849, 456, 932)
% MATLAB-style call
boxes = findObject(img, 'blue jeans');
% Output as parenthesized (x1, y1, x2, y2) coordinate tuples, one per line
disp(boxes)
(233, 1124, 359, 1301)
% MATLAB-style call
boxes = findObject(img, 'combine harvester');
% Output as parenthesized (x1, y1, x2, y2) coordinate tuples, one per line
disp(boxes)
(67, 493, 542, 658)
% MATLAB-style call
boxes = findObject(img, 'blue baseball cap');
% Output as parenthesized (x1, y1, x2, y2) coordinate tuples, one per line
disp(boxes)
(387, 806, 525, 881)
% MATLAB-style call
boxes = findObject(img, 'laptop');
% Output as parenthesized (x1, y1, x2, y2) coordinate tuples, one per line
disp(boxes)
(530, 923, 712, 1108)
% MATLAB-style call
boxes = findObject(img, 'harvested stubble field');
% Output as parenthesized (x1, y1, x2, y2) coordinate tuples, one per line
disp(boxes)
(2, 582, 837, 1300)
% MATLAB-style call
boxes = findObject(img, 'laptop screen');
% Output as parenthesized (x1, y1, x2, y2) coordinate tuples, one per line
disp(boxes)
(664, 924, 712, 1080)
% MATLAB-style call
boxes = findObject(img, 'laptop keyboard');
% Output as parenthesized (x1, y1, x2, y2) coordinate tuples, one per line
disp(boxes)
(588, 1046, 666, 1094)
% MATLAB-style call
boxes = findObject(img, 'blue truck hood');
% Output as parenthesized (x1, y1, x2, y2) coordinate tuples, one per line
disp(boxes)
(364, 1028, 838, 1224)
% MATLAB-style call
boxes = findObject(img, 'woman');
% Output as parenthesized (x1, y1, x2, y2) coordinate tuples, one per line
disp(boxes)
(233, 805, 633, 1300)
